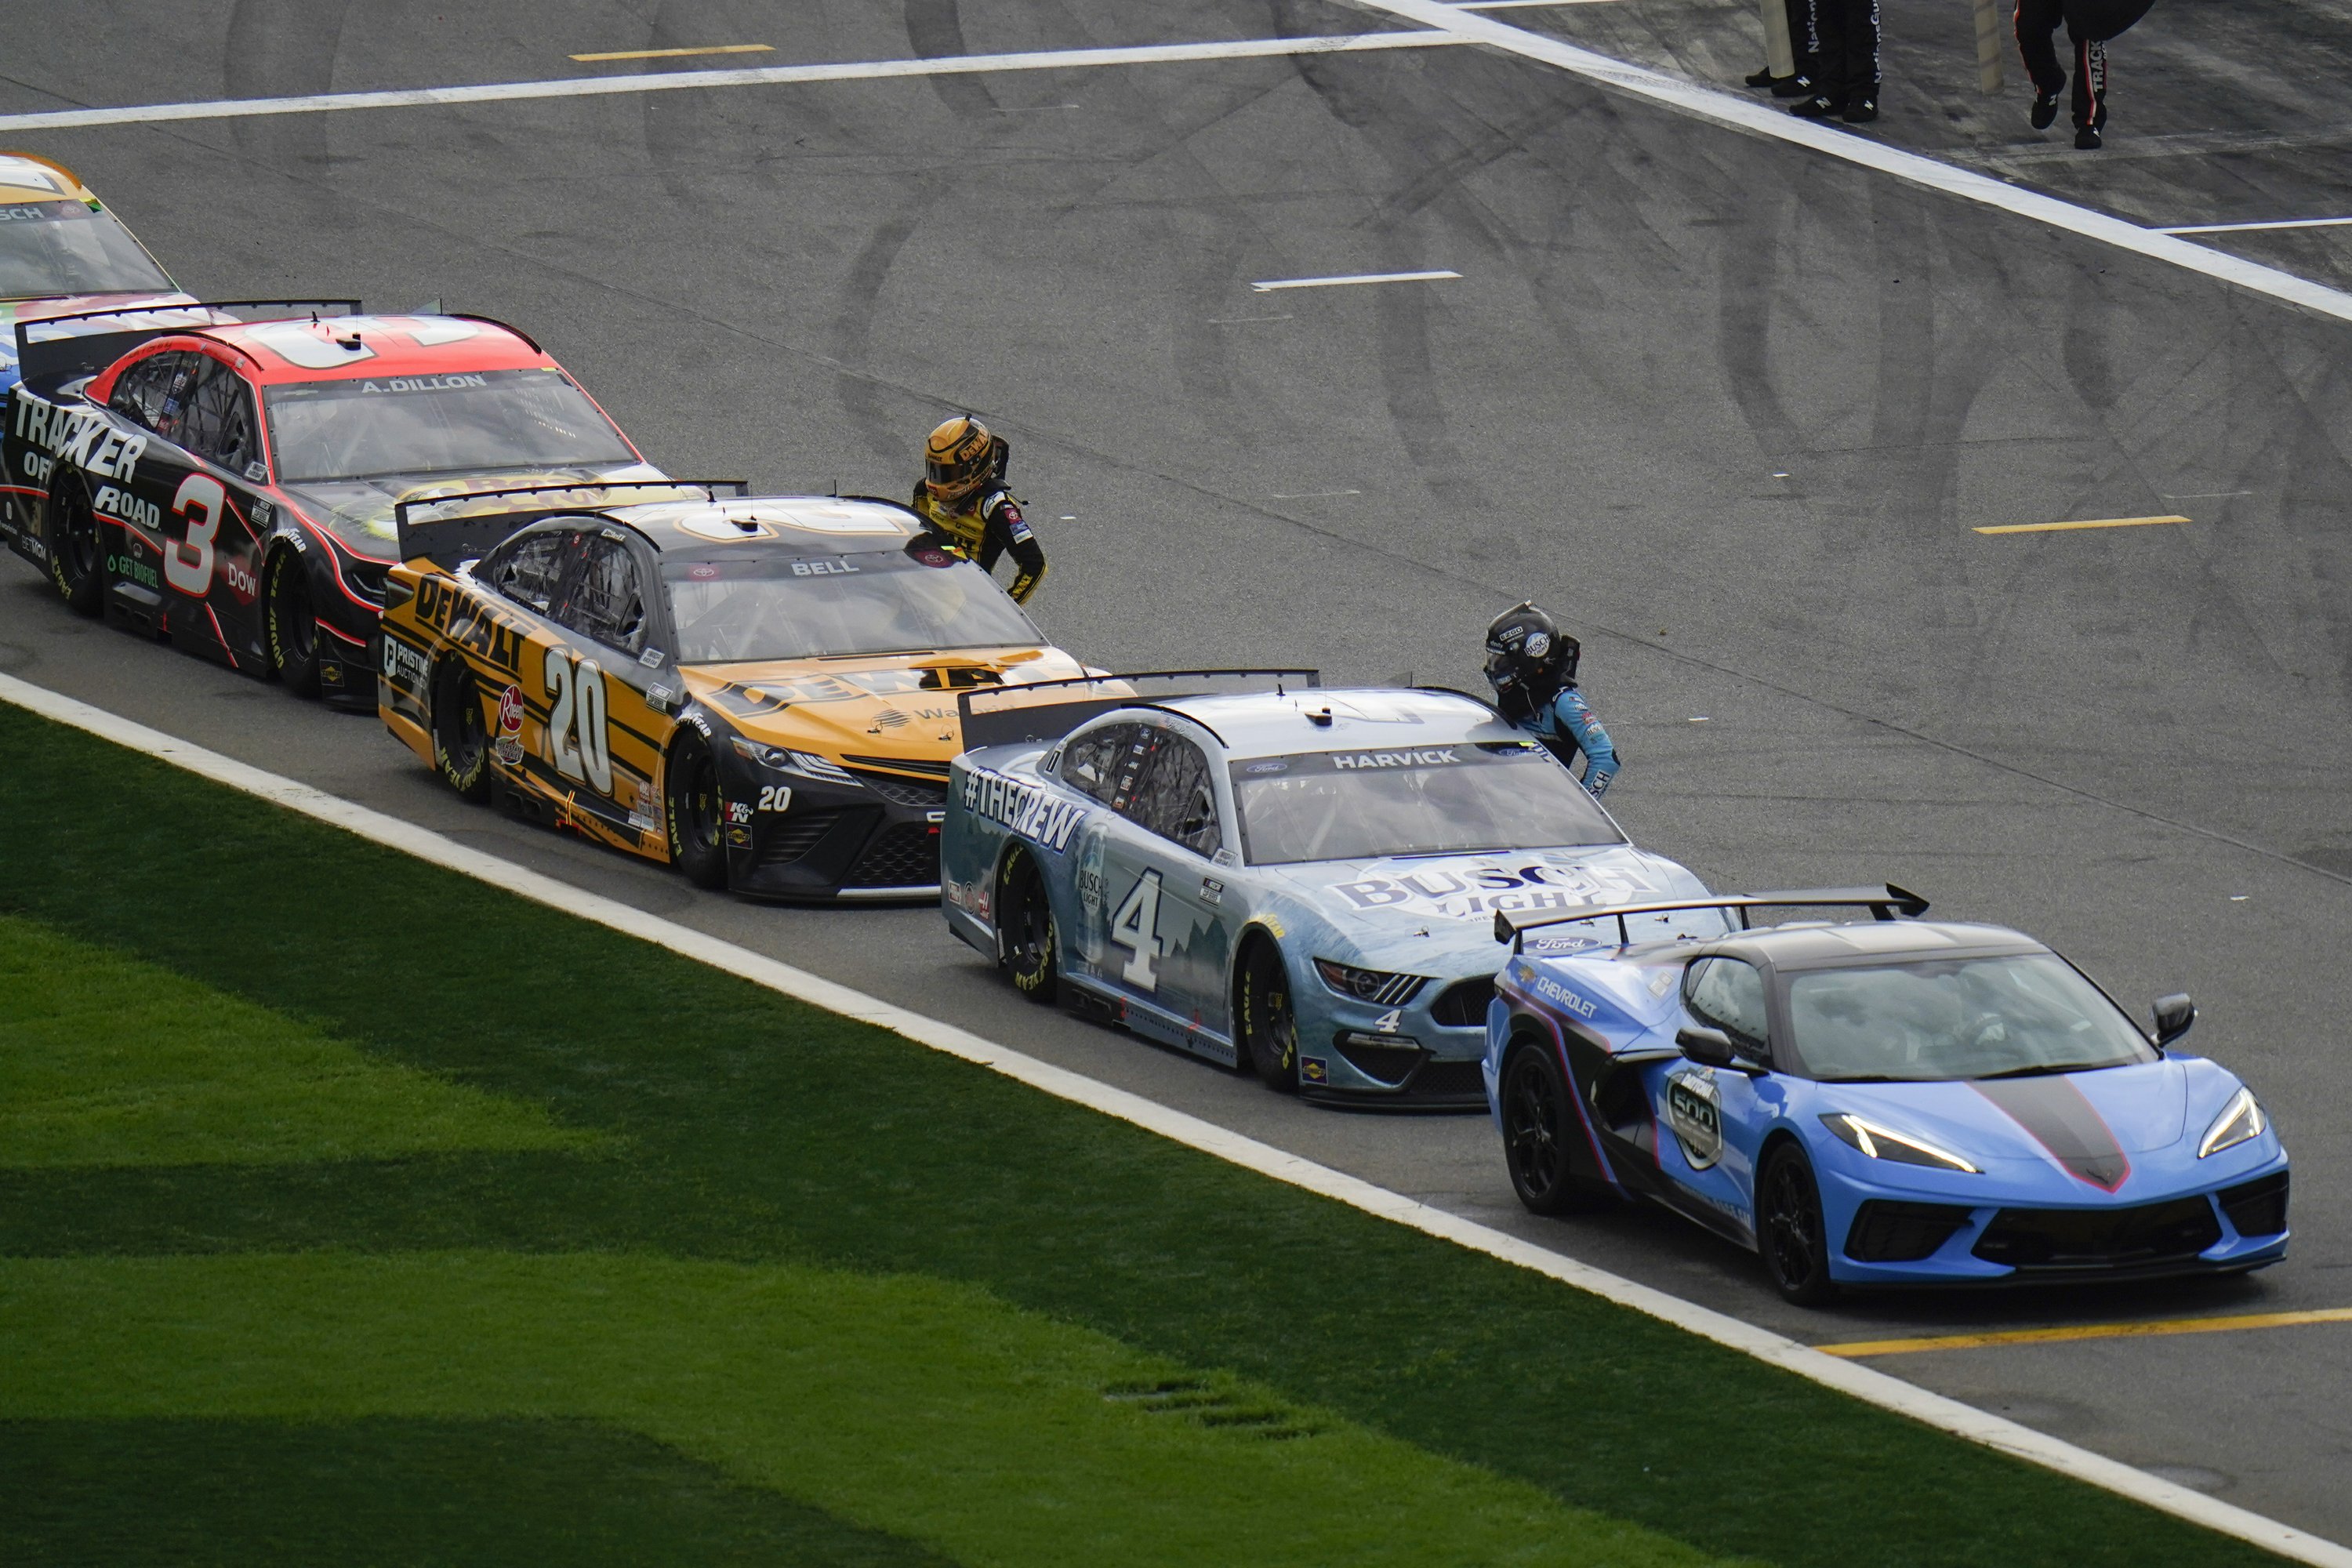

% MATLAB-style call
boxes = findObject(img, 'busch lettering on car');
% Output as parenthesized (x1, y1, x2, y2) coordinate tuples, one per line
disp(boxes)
(961, 765, 1085, 852)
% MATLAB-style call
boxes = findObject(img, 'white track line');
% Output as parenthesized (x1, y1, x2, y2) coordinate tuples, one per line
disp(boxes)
(1337, 0, 2352, 327)
(1252, 269, 1461, 290)
(0, 32, 1464, 133)
(2159, 216, 2352, 236)
(0, 667, 2343, 1567)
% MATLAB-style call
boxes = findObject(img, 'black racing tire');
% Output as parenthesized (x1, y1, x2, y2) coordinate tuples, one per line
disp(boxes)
(998, 846, 1058, 1004)
(264, 547, 321, 697)
(44, 469, 103, 615)
(1237, 938, 1301, 1092)
(429, 657, 493, 804)
(1759, 1142, 1839, 1306)
(1502, 1042, 1602, 1215)
(664, 729, 728, 890)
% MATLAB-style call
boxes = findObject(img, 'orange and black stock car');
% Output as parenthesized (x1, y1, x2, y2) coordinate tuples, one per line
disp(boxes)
(378, 484, 1089, 899)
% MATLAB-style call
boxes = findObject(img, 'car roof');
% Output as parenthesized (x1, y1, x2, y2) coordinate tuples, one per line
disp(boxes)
(594, 495, 927, 555)
(1697, 919, 2045, 972)
(1135, 687, 1510, 757)
(175, 314, 554, 382)
(0, 151, 96, 205)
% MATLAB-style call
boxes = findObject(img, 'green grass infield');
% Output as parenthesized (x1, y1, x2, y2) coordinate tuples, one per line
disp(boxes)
(0, 703, 2289, 1566)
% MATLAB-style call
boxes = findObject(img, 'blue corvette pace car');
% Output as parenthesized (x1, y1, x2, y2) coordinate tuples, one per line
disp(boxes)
(1486, 891, 2289, 1302)
(941, 675, 1716, 1105)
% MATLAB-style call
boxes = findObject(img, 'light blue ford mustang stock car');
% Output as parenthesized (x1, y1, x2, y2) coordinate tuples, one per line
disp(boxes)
(1485, 889, 2290, 1301)
(939, 674, 1716, 1105)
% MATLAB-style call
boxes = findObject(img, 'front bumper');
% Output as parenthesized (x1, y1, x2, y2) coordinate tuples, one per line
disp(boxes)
(724, 761, 948, 901)
(1295, 971, 1497, 1108)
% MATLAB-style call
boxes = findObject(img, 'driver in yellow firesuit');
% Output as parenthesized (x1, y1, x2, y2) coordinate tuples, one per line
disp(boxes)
(909, 415, 1047, 604)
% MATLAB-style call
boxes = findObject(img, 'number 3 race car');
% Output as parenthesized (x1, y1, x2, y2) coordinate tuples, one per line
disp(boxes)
(1487, 890, 2291, 1301)
(0, 151, 194, 399)
(941, 679, 1716, 1104)
(379, 486, 1089, 899)
(2, 301, 660, 710)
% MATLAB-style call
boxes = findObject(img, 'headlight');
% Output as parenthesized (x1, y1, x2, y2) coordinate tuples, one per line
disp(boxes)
(731, 739, 855, 784)
(1820, 1112, 1980, 1174)
(2198, 1087, 2266, 1158)
(1311, 959, 1428, 1006)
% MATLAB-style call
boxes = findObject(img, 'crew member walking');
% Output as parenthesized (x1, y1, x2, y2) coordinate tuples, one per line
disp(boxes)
(2016, 0, 2155, 149)
(909, 415, 1047, 604)
(1483, 604, 1619, 799)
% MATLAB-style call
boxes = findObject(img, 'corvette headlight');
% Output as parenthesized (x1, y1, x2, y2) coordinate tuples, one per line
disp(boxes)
(1312, 958, 1428, 1006)
(731, 739, 855, 784)
(2198, 1087, 2266, 1158)
(1820, 1112, 1980, 1174)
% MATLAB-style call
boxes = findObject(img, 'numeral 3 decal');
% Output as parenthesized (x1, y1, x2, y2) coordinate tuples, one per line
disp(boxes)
(1111, 869, 1166, 992)
(543, 646, 614, 793)
(162, 473, 224, 597)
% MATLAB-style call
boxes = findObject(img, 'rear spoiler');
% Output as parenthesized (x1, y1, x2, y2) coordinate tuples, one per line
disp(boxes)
(392, 478, 749, 569)
(1494, 884, 1929, 953)
(12, 299, 361, 387)
(956, 670, 1321, 753)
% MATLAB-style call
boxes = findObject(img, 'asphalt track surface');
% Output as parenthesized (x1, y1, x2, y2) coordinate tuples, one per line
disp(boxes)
(6, 0, 2352, 1544)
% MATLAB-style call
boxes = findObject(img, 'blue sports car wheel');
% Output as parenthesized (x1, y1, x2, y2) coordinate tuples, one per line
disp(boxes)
(1503, 1044, 1588, 1214)
(1759, 1144, 1837, 1305)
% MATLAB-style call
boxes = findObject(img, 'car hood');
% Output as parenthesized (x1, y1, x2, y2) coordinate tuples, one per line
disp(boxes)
(686, 647, 1090, 769)
(1260, 844, 1711, 952)
(282, 463, 671, 555)
(1819, 1059, 2197, 1181)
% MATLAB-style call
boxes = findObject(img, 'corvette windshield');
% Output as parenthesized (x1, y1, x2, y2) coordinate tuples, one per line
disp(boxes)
(1784, 954, 2158, 1083)
(1230, 742, 1623, 866)
(0, 200, 173, 299)
(263, 368, 634, 482)
(663, 548, 1040, 662)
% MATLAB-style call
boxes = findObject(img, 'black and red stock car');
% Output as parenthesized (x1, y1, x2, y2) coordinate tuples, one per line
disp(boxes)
(2, 302, 661, 710)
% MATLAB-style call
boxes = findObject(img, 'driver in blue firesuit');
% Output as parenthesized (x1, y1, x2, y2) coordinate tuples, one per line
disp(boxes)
(1483, 603, 1619, 798)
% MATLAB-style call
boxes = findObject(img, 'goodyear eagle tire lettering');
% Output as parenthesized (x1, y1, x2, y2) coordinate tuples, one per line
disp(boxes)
(44, 467, 103, 616)
(265, 546, 322, 696)
(664, 728, 728, 890)
(429, 655, 493, 804)
(1239, 938, 1300, 1093)
(999, 845, 1058, 1004)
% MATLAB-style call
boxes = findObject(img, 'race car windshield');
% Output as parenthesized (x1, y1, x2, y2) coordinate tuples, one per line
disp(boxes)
(663, 550, 1040, 663)
(1230, 742, 1624, 866)
(263, 368, 636, 482)
(0, 200, 174, 299)
(1784, 954, 2158, 1083)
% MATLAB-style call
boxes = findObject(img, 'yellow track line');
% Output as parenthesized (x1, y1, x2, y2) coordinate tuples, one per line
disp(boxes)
(1974, 514, 2190, 534)
(570, 43, 774, 62)
(1820, 1306, 2352, 1359)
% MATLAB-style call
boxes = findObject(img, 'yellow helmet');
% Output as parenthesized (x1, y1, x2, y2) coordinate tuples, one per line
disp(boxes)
(924, 415, 999, 504)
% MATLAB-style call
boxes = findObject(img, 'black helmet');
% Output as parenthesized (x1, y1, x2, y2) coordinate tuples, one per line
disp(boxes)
(1483, 602, 1579, 722)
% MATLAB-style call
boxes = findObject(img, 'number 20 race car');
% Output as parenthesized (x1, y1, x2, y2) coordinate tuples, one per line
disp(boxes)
(941, 678, 1715, 1104)
(378, 486, 1089, 899)
(2, 301, 659, 710)
(1487, 890, 2290, 1301)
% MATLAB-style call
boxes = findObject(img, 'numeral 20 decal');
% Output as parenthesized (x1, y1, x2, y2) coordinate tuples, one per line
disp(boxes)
(162, 473, 225, 596)
(544, 647, 613, 793)
(1110, 869, 1166, 992)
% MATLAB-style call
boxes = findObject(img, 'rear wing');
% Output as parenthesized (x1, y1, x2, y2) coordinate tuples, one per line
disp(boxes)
(956, 670, 1322, 753)
(12, 299, 361, 387)
(392, 479, 749, 569)
(1494, 884, 1929, 952)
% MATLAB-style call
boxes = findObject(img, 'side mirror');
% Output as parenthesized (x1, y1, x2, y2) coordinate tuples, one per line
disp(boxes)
(2152, 993, 2196, 1047)
(1677, 1025, 1737, 1069)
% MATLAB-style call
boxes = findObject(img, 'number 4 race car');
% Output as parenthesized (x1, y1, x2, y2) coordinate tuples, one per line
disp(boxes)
(378, 486, 1090, 899)
(940, 678, 1718, 1105)
(2, 300, 661, 710)
(1487, 890, 2290, 1301)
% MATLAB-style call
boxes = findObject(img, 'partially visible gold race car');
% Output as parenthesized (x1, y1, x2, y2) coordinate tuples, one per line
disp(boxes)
(378, 484, 1089, 898)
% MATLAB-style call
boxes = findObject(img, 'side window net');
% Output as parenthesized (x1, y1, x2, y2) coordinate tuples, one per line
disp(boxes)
(1130, 734, 1222, 858)
(564, 536, 648, 655)
(490, 534, 568, 615)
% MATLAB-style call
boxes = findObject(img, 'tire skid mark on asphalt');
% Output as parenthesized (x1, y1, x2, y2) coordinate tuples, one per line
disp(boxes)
(1, 669, 2345, 1568)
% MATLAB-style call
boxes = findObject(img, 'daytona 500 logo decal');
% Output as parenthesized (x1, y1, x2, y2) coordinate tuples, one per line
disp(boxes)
(963, 768, 1084, 852)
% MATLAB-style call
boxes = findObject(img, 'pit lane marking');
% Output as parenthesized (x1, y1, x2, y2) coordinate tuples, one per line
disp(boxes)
(1336, 0, 2352, 328)
(1820, 1307, 2352, 1359)
(2160, 216, 2352, 237)
(1973, 515, 2190, 535)
(570, 44, 775, 62)
(1251, 270, 1462, 291)
(1, 669, 2345, 1568)
(0, 32, 1468, 133)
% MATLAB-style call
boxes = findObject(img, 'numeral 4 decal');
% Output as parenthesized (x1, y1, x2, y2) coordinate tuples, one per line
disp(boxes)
(543, 646, 614, 793)
(162, 473, 224, 597)
(1110, 869, 1166, 993)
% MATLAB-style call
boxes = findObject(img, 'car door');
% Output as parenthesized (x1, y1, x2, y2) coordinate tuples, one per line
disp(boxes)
(1654, 956, 1780, 1240)
(544, 527, 672, 851)
(164, 352, 270, 666)
(1094, 723, 1235, 1049)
